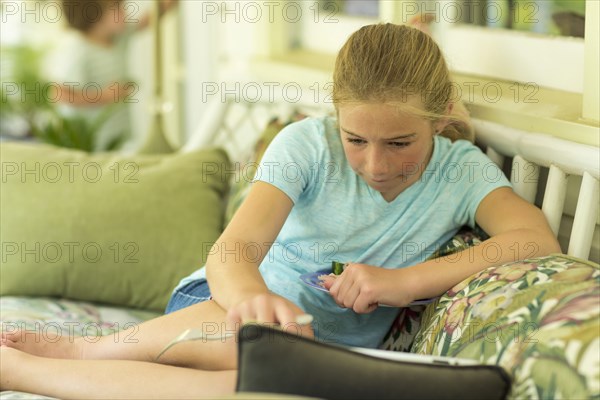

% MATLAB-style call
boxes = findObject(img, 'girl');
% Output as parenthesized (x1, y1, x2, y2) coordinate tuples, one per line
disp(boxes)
(1, 23, 559, 398)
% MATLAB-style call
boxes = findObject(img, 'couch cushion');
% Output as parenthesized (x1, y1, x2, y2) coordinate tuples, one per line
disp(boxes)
(1, 142, 230, 311)
(411, 254, 599, 399)
(0, 296, 160, 335)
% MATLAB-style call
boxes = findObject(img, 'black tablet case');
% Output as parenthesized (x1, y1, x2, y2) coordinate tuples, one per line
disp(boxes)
(236, 324, 511, 400)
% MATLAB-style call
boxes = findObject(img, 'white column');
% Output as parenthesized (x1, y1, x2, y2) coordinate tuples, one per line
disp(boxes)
(541, 165, 568, 236)
(511, 155, 539, 203)
(568, 172, 600, 259)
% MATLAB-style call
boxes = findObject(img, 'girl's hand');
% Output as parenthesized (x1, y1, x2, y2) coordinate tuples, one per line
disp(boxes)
(226, 293, 314, 339)
(321, 263, 417, 313)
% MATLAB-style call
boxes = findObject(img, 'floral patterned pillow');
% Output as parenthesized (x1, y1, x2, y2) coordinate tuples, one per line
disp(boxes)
(411, 254, 599, 399)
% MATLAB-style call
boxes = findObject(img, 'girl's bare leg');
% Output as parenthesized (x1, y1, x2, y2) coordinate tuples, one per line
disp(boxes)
(1, 300, 239, 370)
(0, 346, 237, 399)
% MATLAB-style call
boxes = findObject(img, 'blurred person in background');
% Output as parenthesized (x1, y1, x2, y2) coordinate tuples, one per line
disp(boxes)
(46, 0, 176, 151)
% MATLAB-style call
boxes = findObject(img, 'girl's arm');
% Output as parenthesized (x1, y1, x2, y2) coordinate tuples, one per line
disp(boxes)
(206, 181, 305, 326)
(50, 83, 134, 107)
(327, 187, 560, 312)
(400, 187, 560, 300)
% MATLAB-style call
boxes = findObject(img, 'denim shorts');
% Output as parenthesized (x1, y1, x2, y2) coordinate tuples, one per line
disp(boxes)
(164, 279, 212, 314)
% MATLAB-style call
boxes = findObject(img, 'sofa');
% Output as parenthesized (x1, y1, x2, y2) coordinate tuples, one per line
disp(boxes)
(1, 103, 598, 399)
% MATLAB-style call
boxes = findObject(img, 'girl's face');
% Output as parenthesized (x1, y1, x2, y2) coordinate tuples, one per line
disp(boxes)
(98, 2, 127, 36)
(338, 101, 437, 202)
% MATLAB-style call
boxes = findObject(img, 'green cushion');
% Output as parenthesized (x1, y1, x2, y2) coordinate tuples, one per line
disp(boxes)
(1, 142, 230, 311)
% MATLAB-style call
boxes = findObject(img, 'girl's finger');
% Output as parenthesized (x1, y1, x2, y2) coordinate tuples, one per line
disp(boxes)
(225, 305, 241, 326)
(254, 298, 276, 324)
(341, 281, 361, 309)
(227, 300, 253, 326)
(273, 302, 298, 328)
(329, 267, 348, 292)
(353, 293, 378, 314)
(329, 262, 352, 294)
(319, 274, 336, 290)
(333, 270, 355, 306)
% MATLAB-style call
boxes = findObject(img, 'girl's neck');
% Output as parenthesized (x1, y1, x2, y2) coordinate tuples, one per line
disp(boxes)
(85, 28, 114, 48)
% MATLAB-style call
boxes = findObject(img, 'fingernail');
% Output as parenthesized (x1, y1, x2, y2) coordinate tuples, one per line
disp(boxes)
(296, 314, 313, 325)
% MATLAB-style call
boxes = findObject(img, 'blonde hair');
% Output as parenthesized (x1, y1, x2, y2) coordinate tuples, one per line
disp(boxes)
(333, 23, 473, 142)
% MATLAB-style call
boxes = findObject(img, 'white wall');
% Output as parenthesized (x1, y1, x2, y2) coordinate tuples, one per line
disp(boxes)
(179, 0, 267, 144)
(180, 0, 217, 141)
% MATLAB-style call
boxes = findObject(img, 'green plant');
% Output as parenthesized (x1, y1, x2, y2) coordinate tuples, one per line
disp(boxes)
(0, 45, 52, 124)
(30, 106, 124, 152)
(0, 44, 119, 152)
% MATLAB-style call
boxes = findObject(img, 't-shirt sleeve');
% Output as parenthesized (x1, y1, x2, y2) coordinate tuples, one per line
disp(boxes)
(447, 140, 512, 228)
(253, 118, 323, 204)
(44, 33, 87, 84)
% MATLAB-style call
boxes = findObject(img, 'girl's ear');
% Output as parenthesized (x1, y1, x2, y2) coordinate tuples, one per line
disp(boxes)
(433, 102, 454, 134)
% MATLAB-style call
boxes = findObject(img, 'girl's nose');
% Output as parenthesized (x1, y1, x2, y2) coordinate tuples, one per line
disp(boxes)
(365, 147, 390, 178)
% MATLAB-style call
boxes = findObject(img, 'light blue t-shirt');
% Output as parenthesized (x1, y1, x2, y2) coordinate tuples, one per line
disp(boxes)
(178, 116, 511, 348)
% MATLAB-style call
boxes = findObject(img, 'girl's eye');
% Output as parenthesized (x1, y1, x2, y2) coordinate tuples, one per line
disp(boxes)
(346, 138, 412, 148)
(346, 138, 366, 145)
